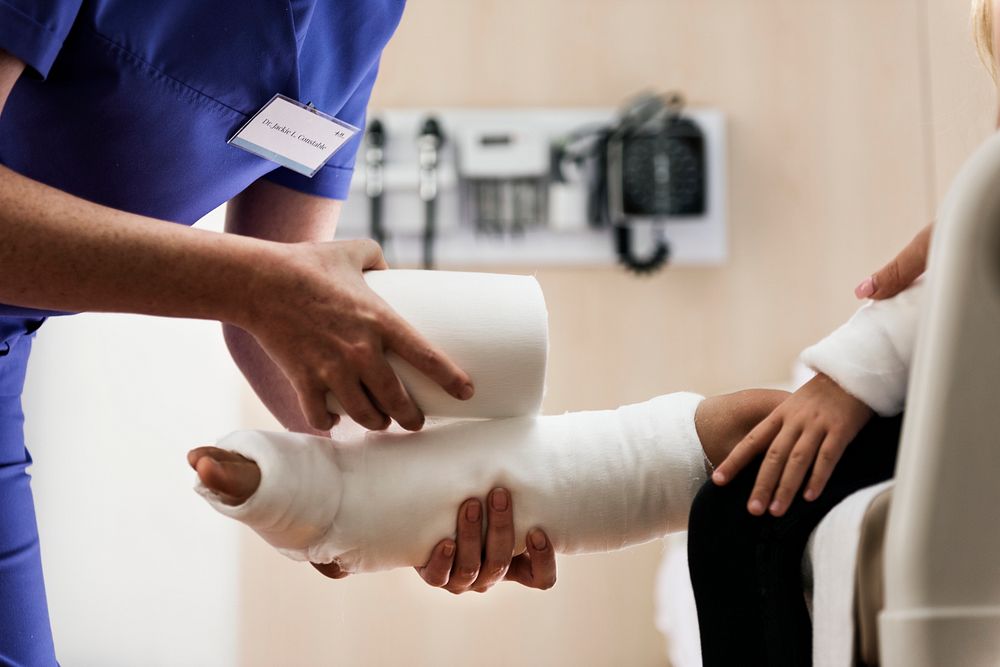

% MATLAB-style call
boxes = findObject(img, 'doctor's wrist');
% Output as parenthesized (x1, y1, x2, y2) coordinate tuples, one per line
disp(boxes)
(220, 238, 296, 329)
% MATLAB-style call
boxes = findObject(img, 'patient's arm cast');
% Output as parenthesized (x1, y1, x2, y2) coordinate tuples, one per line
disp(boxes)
(192, 389, 785, 575)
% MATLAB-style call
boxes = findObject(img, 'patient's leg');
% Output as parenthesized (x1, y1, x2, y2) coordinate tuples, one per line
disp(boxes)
(192, 389, 786, 574)
(687, 415, 902, 667)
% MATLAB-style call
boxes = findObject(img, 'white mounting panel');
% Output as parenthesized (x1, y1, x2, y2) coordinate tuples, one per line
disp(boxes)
(336, 108, 727, 268)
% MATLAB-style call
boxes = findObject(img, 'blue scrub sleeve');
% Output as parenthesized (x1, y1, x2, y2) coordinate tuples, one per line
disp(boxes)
(262, 61, 380, 201)
(0, 0, 84, 78)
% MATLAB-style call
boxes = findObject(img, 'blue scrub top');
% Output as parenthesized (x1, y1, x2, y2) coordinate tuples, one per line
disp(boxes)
(0, 0, 405, 323)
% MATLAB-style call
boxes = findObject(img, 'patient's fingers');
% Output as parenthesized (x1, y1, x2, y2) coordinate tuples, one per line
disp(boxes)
(505, 529, 556, 590)
(803, 432, 849, 501)
(768, 428, 824, 516)
(472, 488, 515, 593)
(747, 424, 801, 515)
(415, 539, 456, 588)
(712, 415, 782, 485)
(188, 447, 261, 506)
(445, 498, 483, 594)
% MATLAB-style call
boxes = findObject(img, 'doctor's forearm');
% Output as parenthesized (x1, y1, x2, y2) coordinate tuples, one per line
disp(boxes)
(220, 179, 344, 435)
(0, 51, 268, 324)
(223, 323, 327, 435)
(0, 164, 278, 325)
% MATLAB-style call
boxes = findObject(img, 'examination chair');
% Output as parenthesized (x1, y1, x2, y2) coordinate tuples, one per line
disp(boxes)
(810, 129, 1000, 667)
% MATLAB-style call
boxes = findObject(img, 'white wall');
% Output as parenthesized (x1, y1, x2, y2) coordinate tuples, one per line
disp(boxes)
(22, 207, 243, 666)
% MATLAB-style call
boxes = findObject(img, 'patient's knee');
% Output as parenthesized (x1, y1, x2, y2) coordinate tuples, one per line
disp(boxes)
(687, 465, 766, 569)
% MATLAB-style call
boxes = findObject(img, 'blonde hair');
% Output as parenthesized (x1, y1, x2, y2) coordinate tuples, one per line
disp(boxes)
(972, 0, 997, 81)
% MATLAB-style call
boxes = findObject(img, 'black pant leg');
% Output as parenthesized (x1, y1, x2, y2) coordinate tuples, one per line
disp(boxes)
(689, 415, 903, 667)
(689, 453, 772, 666)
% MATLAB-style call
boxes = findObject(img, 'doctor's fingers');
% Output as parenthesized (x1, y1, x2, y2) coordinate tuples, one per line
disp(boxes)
(767, 428, 825, 517)
(294, 375, 340, 432)
(471, 488, 516, 593)
(857, 224, 931, 300)
(359, 358, 424, 432)
(325, 374, 390, 431)
(444, 498, 485, 594)
(505, 529, 556, 591)
(415, 539, 457, 588)
(747, 423, 803, 516)
(382, 314, 474, 403)
(711, 414, 782, 486)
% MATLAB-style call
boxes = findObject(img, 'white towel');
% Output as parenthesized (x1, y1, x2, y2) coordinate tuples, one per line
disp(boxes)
(807, 480, 895, 667)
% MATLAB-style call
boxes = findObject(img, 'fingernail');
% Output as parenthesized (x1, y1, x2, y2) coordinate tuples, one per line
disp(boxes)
(855, 276, 875, 299)
(530, 530, 547, 550)
(712, 471, 726, 484)
(769, 501, 782, 515)
(804, 489, 816, 501)
(748, 500, 764, 515)
(460, 383, 475, 400)
(466, 500, 481, 522)
(442, 541, 455, 557)
(491, 488, 509, 512)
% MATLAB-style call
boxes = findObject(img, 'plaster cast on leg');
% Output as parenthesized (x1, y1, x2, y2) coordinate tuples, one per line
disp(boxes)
(196, 392, 706, 573)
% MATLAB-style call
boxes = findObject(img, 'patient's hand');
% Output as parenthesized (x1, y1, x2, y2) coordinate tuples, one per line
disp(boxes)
(187, 447, 556, 590)
(711, 373, 873, 517)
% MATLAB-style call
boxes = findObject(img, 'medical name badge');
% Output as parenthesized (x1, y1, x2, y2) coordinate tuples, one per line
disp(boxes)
(229, 94, 359, 177)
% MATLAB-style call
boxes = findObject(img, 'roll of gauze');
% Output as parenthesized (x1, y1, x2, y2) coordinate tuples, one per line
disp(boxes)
(326, 270, 549, 420)
(197, 392, 706, 572)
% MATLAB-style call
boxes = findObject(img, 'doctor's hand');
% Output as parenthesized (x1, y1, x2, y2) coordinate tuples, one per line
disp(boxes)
(711, 373, 873, 517)
(241, 238, 473, 433)
(415, 489, 557, 594)
(855, 224, 931, 301)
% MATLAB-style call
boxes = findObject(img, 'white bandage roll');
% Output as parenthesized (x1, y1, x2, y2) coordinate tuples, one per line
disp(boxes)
(197, 392, 707, 573)
(326, 270, 549, 420)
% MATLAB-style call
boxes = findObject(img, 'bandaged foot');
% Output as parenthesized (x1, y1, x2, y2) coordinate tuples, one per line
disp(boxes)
(195, 392, 711, 573)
